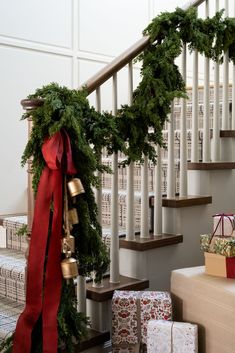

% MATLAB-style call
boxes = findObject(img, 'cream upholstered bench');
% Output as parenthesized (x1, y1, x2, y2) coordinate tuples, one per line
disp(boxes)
(171, 266, 235, 353)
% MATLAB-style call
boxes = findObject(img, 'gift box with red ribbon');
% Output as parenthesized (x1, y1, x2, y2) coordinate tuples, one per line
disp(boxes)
(112, 290, 172, 350)
(204, 252, 235, 279)
(213, 213, 235, 237)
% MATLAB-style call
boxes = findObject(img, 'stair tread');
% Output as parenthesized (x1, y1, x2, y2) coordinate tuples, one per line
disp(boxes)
(86, 275, 149, 302)
(0, 296, 24, 342)
(220, 130, 235, 137)
(0, 248, 25, 262)
(188, 162, 235, 170)
(0, 296, 110, 352)
(60, 329, 110, 353)
(150, 195, 212, 208)
(0, 214, 27, 226)
(119, 233, 183, 251)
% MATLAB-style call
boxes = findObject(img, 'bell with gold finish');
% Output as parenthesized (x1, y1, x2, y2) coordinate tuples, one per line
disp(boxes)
(68, 208, 79, 225)
(61, 253, 78, 279)
(67, 178, 85, 197)
(62, 234, 75, 253)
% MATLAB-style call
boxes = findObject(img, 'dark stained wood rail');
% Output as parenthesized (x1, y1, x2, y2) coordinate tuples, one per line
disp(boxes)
(149, 195, 212, 208)
(86, 275, 149, 302)
(220, 130, 235, 137)
(60, 328, 110, 352)
(188, 162, 235, 170)
(119, 233, 183, 251)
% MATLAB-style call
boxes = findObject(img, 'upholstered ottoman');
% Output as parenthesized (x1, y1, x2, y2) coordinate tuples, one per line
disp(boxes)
(171, 266, 235, 353)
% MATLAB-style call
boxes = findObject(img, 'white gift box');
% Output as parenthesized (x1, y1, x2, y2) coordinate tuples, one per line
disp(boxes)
(213, 214, 235, 236)
(147, 320, 198, 353)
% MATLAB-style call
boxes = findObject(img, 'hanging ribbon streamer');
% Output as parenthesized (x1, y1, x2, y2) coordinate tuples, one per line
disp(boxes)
(13, 130, 76, 353)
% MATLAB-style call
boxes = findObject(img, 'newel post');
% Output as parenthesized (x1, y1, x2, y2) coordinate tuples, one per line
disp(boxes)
(21, 99, 44, 237)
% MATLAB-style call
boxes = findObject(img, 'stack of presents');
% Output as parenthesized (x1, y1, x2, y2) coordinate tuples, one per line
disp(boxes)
(112, 290, 198, 352)
(111, 213, 235, 352)
(201, 213, 235, 278)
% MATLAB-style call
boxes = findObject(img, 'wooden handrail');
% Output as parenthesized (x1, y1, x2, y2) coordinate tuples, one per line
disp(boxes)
(79, 37, 150, 95)
(80, 0, 206, 95)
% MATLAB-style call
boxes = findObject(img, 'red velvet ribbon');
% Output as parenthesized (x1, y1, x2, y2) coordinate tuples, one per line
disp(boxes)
(226, 257, 235, 278)
(13, 130, 76, 353)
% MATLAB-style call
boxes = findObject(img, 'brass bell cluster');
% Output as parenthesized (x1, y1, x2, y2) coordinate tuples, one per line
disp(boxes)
(61, 176, 84, 281)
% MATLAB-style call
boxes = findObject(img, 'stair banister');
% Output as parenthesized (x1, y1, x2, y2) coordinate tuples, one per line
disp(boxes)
(21, 0, 209, 310)
(154, 144, 162, 234)
(233, 2, 235, 130)
(80, 0, 206, 95)
(95, 87, 102, 226)
(212, 0, 220, 161)
(180, 44, 188, 196)
(110, 73, 120, 283)
(191, 49, 199, 163)
(203, 0, 211, 162)
(126, 62, 135, 241)
(222, 0, 229, 130)
(167, 102, 176, 198)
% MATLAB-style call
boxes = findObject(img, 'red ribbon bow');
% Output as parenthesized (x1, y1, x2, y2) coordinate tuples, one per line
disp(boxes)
(13, 130, 76, 353)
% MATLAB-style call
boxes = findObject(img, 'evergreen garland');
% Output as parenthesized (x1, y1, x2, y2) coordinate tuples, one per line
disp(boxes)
(1, 6, 235, 353)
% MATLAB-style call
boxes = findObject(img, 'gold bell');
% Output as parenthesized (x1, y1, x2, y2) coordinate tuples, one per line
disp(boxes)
(68, 208, 79, 225)
(61, 257, 78, 279)
(67, 178, 85, 197)
(62, 235, 75, 253)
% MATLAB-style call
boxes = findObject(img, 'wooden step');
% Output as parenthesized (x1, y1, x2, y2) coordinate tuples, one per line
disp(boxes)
(149, 195, 212, 208)
(119, 233, 183, 251)
(188, 162, 235, 170)
(0, 213, 27, 226)
(60, 328, 110, 352)
(220, 130, 235, 137)
(86, 275, 149, 302)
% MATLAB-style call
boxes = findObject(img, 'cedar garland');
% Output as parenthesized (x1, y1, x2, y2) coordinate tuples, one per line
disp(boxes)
(1, 6, 235, 353)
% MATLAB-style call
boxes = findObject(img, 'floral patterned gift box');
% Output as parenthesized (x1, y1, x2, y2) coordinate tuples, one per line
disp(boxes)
(200, 234, 235, 257)
(112, 290, 172, 348)
(147, 320, 198, 353)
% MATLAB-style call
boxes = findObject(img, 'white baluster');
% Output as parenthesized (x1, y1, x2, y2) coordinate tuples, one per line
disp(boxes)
(212, 0, 220, 161)
(203, 0, 210, 162)
(77, 275, 86, 315)
(154, 144, 162, 235)
(180, 44, 188, 196)
(110, 73, 120, 283)
(167, 102, 175, 198)
(192, 49, 199, 162)
(126, 62, 135, 241)
(95, 87, 102, 225)
(222, 0, 229, 130)
(140, 155, 149, 238)
(232, 2, 235, 130)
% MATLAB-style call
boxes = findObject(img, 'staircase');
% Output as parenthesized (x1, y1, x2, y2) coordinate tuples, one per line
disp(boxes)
(1, 0, 235, 351)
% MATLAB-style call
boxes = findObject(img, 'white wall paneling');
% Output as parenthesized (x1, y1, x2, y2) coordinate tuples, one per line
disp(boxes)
(0, 0, 160, 214)
(78, 0, 150, 57)
(0, 45, 72, 214)
(0, 0, 72, 49)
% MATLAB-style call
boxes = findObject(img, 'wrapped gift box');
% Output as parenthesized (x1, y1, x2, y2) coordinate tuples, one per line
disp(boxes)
(200, 234, 235, 257)
(205, 252, 235, 278)
(213, 214, 235, 236)
(147, 320, 198, 353)
(112, 290, 172, 346)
